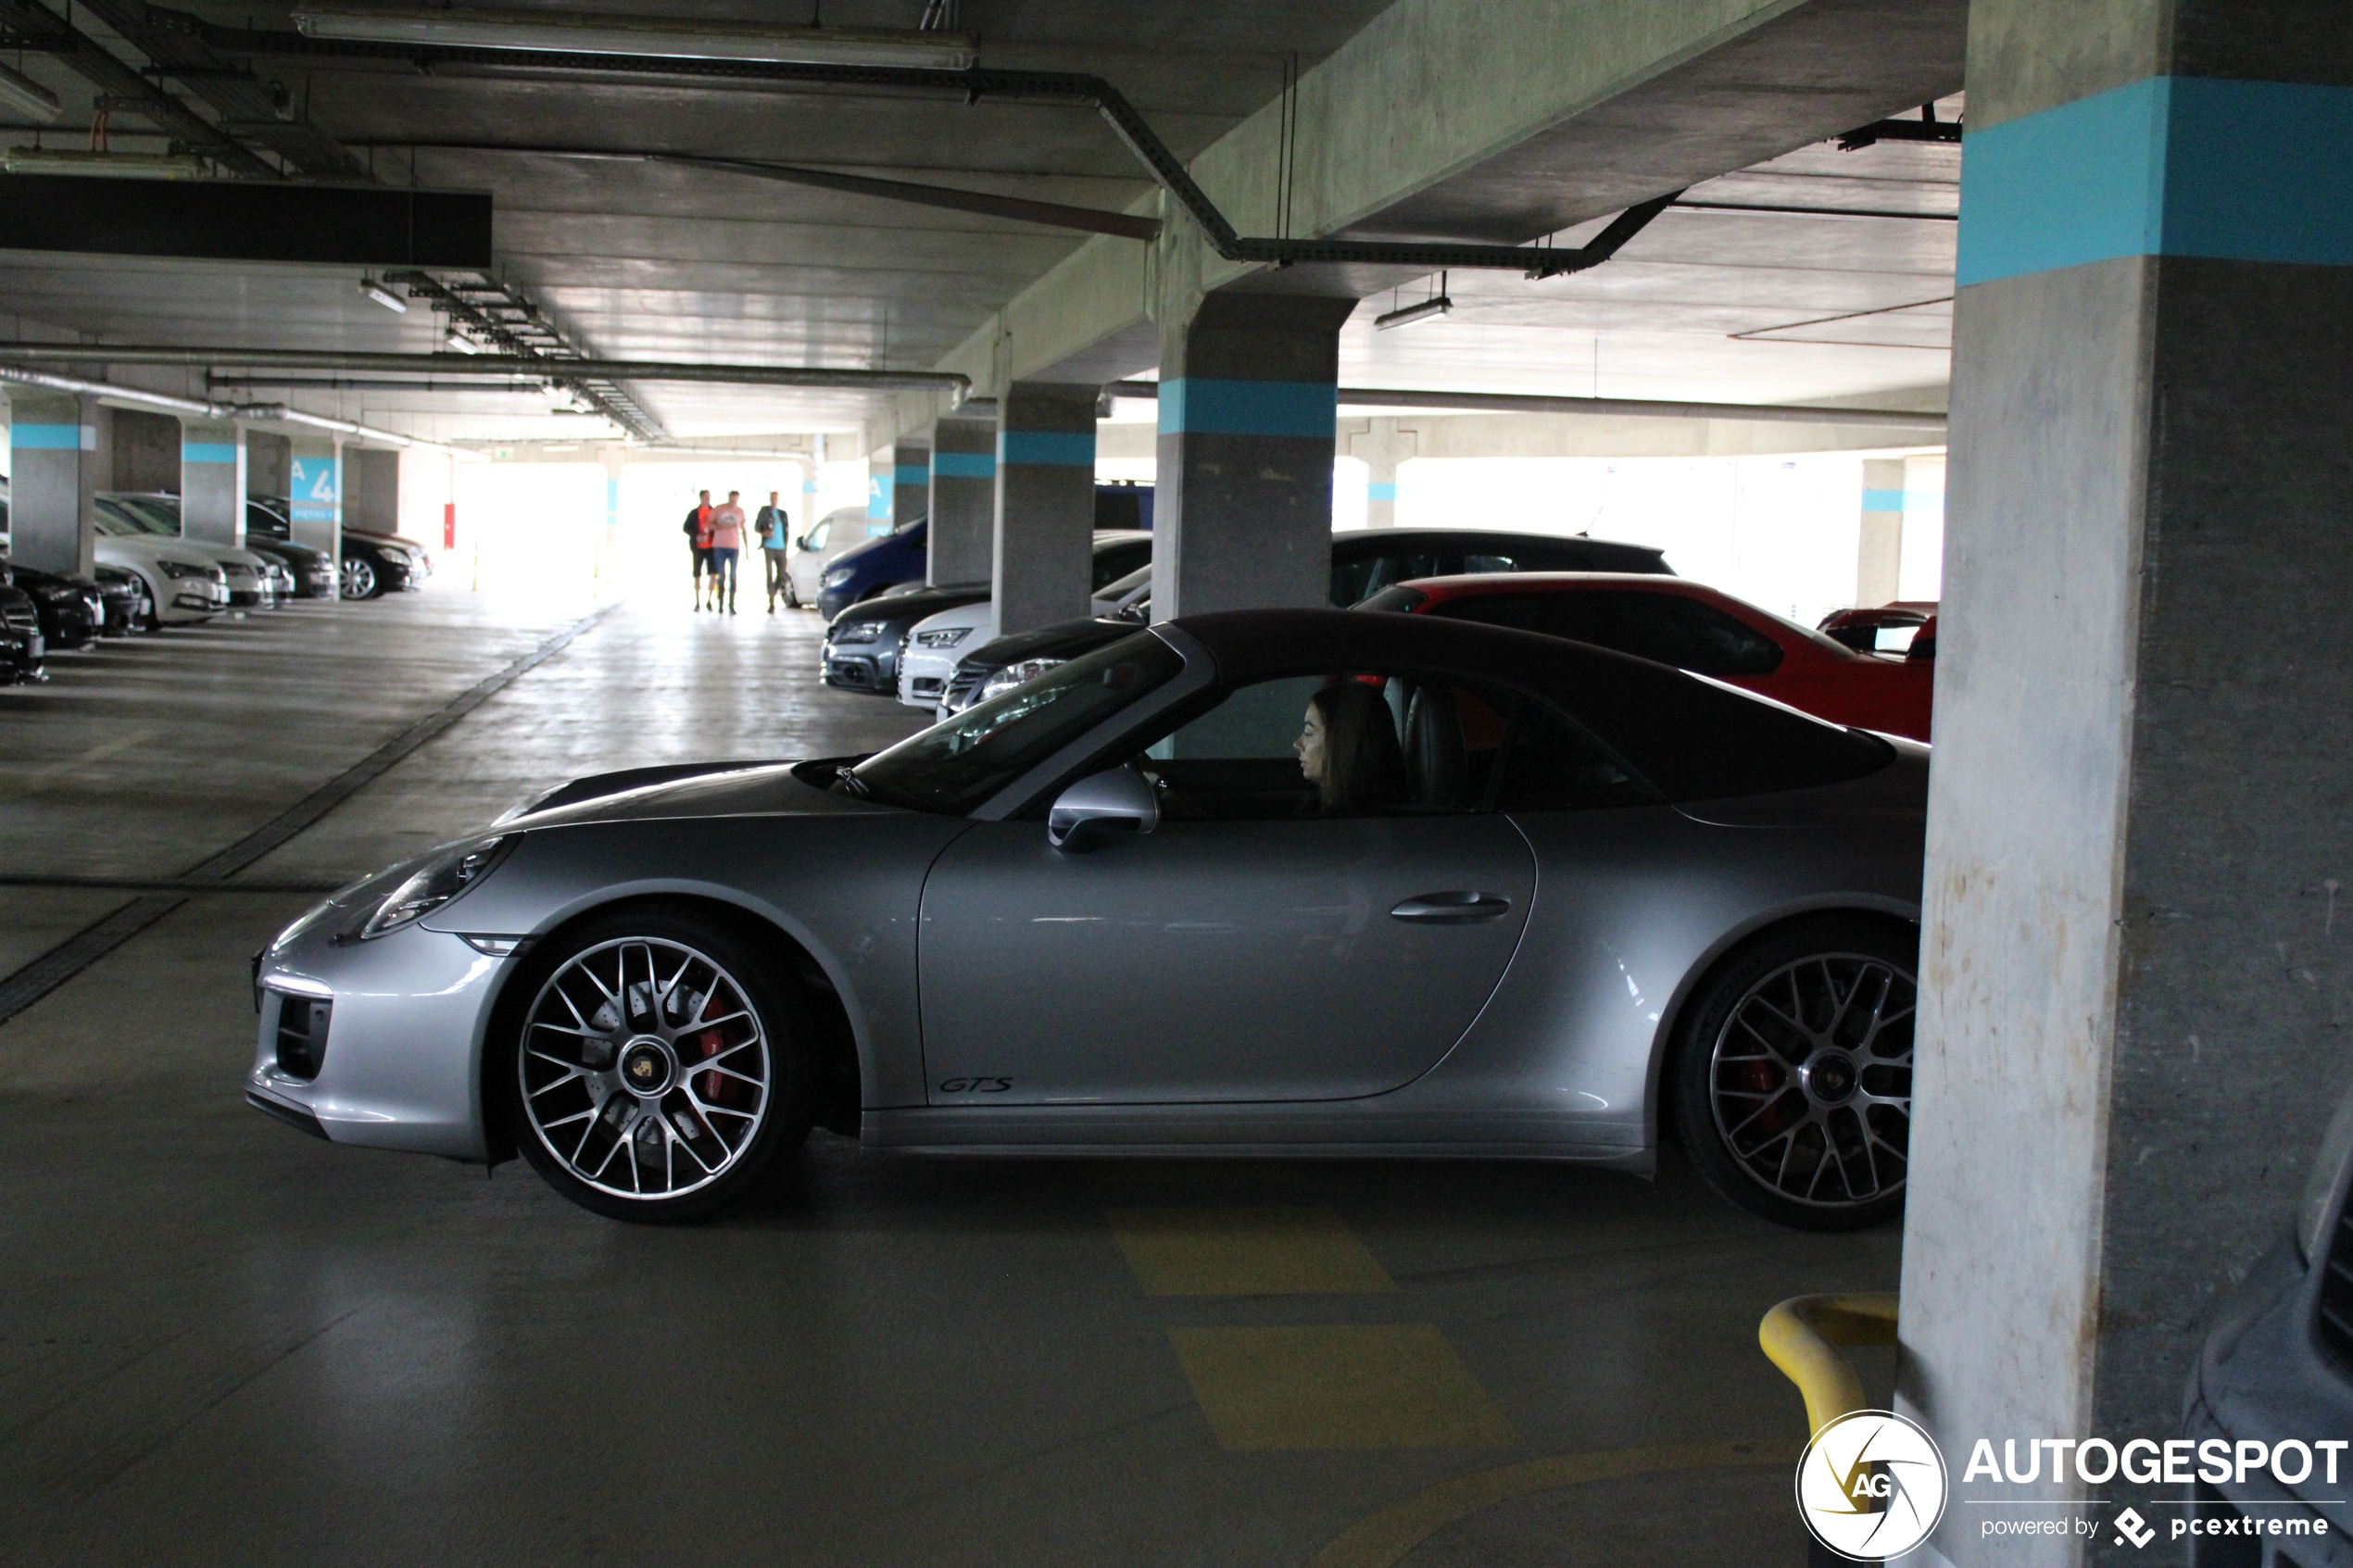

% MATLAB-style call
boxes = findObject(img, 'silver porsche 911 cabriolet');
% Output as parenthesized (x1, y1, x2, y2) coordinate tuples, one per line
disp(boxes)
(247, 608, 1923, 1229)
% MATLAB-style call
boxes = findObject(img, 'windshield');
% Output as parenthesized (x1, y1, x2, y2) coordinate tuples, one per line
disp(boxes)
(97, 496, 182, 536)
(848, 632, 1183, 813)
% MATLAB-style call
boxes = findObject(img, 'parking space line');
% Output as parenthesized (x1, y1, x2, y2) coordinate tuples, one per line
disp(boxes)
(1167, 1324, 1518, 1451)
(1307, 1437, 1804, 1568)
(1107, 1205, 1399, 1296)
(0, 727, 159, 803)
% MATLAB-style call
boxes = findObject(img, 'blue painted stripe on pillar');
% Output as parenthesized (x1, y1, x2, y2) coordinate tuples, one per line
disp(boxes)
(1158, 378, 1337, 439)
(868, 476, 888, 518)
(997, 431, 1096, 467)
(1861, 488, 1906, 512)
(605, 477, 620, 528)
(12, 422, 85, 450)
(893, 463, 930, 486)
(1367, 482, 1398, 503)
(1957, 76, 2353, 286)
(182, 442, 238, 465)
(932, 452, 996, 479)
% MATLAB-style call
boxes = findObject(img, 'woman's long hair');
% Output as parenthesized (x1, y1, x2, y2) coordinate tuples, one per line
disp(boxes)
(1310, 681, 1409, 813)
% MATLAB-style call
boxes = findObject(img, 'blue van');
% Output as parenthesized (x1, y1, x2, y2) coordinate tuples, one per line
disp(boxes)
(816, 520, 928, 621)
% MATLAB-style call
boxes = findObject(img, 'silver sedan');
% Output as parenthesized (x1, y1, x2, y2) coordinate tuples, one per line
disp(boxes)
(246, 609, 1924, 1229)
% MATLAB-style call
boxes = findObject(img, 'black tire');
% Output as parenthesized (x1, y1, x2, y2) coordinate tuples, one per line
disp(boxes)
(505, 904, 816, 1223)
(1667, 916, 1918, 1231)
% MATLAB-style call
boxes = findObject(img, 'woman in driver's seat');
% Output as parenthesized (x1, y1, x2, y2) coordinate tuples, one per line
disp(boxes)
(1294, 682, 1409, 813)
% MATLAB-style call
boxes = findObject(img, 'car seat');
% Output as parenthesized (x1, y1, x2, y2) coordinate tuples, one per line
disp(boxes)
(1403, 685, 1468, 808)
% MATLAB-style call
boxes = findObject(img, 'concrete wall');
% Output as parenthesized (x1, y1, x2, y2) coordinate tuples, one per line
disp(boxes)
(110, 409, 180, 495)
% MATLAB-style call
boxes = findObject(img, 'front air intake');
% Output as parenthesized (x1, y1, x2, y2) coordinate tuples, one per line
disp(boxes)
(274, 995, 331, 1080)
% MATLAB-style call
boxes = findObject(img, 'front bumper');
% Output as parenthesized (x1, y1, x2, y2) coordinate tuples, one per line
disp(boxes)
(249, 912, 515, 1161)
(821, 639, 896, 693)
(897, 643, 960, 709)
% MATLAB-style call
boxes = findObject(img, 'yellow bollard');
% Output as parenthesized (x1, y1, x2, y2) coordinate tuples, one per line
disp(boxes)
(1758, 1293, 1899, 1436)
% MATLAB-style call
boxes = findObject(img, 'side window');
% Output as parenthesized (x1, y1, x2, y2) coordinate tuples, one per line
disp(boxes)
(1329, 550, 1441, 607)
(1618, 596, 1784, 676)
(807, 521, 830, 550)
(1490, 700, 1655, 812)
(1462, 553, 1517, 574)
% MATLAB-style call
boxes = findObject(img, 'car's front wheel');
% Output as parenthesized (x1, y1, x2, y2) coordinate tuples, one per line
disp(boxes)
(1668, 917, 1917, 1231)
(507, 908, 813, 1222)
(340, 558, 379, 599)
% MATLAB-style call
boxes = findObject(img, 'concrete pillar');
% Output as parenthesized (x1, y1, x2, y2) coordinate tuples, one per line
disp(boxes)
(890, 439, 930, 528)
(928, 411, 996, 587)
(1342, 417, 1418, 530)
(285, 434, 341, 557)
(1856, 457, 1904, 606)
(1896, 9, 2353, 1563)
(5, 389, 97, 576)
(1152, 293, 1356, 619)
(179, 419, 245, 547)
(111, 408, 180, 494)
(246, 430, 291, 511)
(346, 447, 398, 534)
(991, 382, 1097, 634)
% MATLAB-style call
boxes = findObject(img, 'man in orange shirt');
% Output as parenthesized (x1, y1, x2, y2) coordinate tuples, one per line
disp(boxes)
(683, 489, 714, 610)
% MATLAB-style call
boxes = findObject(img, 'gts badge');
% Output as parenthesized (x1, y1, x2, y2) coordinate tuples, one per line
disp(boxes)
(938, 1076, 1013, 1095)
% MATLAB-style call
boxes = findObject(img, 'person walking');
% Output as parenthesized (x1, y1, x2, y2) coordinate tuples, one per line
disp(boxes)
(682, 489, 714, 610)
(707, 489, 748, 614)
(754, 489, 791, 612)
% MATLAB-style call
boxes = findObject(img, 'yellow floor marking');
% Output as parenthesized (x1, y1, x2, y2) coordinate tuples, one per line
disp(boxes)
(1168, 1324, 1517, 1451)
(1108, 1205, 1398, 1296)
(1307, 1437, 1805, 1568)
(0, 728, 158, 802)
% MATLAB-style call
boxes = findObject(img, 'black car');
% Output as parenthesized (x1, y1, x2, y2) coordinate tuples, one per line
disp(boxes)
(4, 563, 104, 649)
(241, 536, 340, 599)
(245, 502, 428, 599)
(941, 528, 1674, 714)
(823, 583, 990, 695)
(0, 576, 46, 683)
(92, 564, 152, 634)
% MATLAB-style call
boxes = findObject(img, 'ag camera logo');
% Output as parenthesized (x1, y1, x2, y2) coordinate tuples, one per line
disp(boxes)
(1796, 1409, 1949, 1561)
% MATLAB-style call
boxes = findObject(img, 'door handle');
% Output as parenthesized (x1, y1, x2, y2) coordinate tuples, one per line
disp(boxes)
(1390, 891, 1513, 924)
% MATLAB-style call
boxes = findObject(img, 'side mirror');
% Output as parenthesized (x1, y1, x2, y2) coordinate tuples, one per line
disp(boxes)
(1047, 766, 1159, 852)
(794, 535, 811, 551)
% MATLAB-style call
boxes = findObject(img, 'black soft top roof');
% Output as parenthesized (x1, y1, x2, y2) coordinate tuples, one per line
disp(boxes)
(1169, 608, 1890, 801)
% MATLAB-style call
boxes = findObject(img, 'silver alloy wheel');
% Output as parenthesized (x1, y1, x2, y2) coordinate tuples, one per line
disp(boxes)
(518, 936, 771, 1200)
(341, 558, 376, 599)
(1707, 952, 1915, 1210)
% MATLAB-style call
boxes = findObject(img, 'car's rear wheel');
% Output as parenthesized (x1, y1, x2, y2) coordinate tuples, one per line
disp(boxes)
(1669, 917, 1917, 1231)
(509, 909, 813, 1222)
(341, 558, 379, 599)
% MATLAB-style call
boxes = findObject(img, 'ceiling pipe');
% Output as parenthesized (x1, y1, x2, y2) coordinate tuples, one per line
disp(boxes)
(0, 363, 468, 451)
(1103, 381, 1947, 430)
(186, 20, 1681, 279)
(0, 344, 972, 398)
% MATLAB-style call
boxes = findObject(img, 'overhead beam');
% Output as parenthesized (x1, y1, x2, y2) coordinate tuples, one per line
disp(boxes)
(1103, 381, 1948, 429)
(0, 173, 491, 265)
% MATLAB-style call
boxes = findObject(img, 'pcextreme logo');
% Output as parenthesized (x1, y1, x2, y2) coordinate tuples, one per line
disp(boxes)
(1796, 1409, 1951, 1561)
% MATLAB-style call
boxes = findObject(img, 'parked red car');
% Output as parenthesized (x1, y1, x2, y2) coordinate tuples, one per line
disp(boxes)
(1818, 600, 1938, 656)
(1360, 573, 1934, 741)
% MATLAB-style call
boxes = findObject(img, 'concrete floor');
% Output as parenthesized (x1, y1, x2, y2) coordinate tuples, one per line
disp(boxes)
(0, 584, 1898, 1567)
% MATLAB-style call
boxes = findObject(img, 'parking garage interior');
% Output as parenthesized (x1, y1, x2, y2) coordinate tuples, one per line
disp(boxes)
(2, 3, 2348, 1565)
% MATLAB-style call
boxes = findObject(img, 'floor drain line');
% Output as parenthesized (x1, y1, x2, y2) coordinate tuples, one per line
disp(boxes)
(0, 602, 620, 1027)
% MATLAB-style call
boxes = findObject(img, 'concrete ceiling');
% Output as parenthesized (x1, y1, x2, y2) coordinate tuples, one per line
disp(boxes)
(0, 2, 1959, 443)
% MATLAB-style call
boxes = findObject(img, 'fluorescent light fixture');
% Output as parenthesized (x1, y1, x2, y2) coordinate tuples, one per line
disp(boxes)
(0, 61, 60, 123)
(1373, 295, 1453, 332)
(291, 6, 977, 69)
(446, 330, 481, 354)
(2, 147, 206, 180)
(359, 278, 409, 313)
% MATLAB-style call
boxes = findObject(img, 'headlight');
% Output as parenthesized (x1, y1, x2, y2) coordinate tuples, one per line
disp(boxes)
(350, 836, 511, 941)
(158, 559, 209, 579)
(913, 627, 971, 648)
(2297, 1087, 2353, 1261)
(835, 619, 887, 643)
(978, 657, 1066, 703)
(823, 566, 855, 587)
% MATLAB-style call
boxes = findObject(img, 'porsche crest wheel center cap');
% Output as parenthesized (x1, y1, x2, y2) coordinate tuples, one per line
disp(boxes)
(1802, 1050, 1858, 1105)
(619, 1036, 675, 1098)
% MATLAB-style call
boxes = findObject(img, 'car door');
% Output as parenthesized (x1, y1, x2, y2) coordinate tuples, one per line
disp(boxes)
(917, 671, 1537, 1105)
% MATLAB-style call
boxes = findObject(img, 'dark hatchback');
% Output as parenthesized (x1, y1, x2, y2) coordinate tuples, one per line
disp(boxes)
(0, 573, 44, 682)
(822, 583, 990, 695)
(941, 528, 1673, 714)
(4, 563, 104, 649)
(245, 501, 426, 599)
